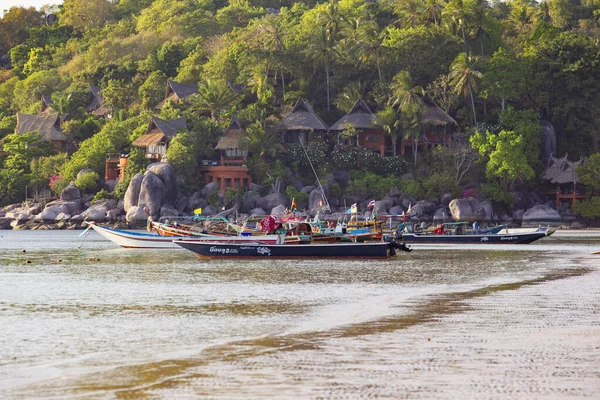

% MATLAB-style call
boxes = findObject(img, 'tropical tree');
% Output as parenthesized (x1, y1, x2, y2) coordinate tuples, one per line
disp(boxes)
(375, 106, 401, 156)
(61, 0, 116, 31)
(388, 70, 425, 112)
(356, 24, 388, 83)
(448, 52, 483, 125)
(189, 79, 239, 120)
(422, 0, 446, 25)
(306, 27, 338, 111)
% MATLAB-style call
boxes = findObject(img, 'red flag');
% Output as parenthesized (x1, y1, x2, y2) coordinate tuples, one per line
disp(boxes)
(260, 215, 277, 232)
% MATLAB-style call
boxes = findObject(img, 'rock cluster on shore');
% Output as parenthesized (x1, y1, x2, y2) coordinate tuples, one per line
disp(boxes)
(0, 163, 587, 230)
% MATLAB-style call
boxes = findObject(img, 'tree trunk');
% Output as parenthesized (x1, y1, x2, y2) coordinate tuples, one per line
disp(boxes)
(392, 137, 397, 157)
(468, 81, 477, 126)
(413, 137, 418, 167)
(326, 64, 331, 111)
(377, 60, 382, 83)
(281, 71, 285, 100)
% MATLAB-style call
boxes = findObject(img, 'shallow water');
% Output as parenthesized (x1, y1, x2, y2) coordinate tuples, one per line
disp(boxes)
(0, 230, 599, 398)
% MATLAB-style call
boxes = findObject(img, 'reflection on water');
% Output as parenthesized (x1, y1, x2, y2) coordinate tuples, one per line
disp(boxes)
(0, 230, 599, 398)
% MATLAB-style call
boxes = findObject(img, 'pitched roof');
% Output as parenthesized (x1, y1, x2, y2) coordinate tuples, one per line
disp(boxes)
(132, 132, 168, 147)
(422, 103, 457, 127)
(146, 116, 187, 139)
(215, 118, 246, 150)
(329, 99, 377, 131)
(282, 98, 329, 131)
(16, 112, 67, 142)
(167, 79, 198, 100)
(542, 154, 583, 184)
(85, 85, 104, 112)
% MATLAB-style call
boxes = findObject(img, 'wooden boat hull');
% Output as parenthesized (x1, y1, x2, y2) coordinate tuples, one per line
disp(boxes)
(400, 230, 548, 244)
(89, 224, 282, 248)
(174, 241, 393, 259)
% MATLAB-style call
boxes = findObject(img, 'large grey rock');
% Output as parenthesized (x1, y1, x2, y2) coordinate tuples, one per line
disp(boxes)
(117, 200, 125, 214)
(389, 205, 405, 215)
(301, 185, 316, 195)
(4, 204, 21, 212)
(146, 162, 178, 204)
(125, 206, 148, 223)
(249, 208, 266, 217)
(308, 188, 326, 210)
(270, 204, 286, 216)
(124, 173, 144, 212)
(242, 191, 262, 212)
(291, 180, 304, 191)
(160, 205, 179, 218)
(249, 183, 264, 193)
(106, 209, 119, 221)
(104, 179, 117, 193)
(373, 200, 388, 216)
(82, 205, 108, 222)
(175, 196, 188, 214)
(188, 192, 206, 211)
(513, 209, 525, 222)
(36, 205, 69, 222)
(201, 205, 216, 216)
(382, 197, 395, 210)
(440, 193, 454, 207)
(408, 203, 426, 218)
(0, 209, 5, 218)
(521, 205, 562, 226)
(433, 208, 451, 223)
(511, 192, 527, 210)
(417, 200, 436, 214)
(449, 198, 485, 222)
(137, 171, 167, 219)
(480, 200, 494, 222)
(93, 199, 118, 211)
(332, 170, 351, 188)
(46, 200, 80, 215)
(60, 184, 81, 201)
(54, 212, 71, 222)
(200, 181, 219, 198)
(0, 217, 12, 229)
(259, 192, 288, 212)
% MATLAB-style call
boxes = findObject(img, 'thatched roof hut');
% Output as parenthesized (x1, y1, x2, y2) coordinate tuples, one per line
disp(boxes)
(422, 103, 457, 127)
(40, 94, 52, 113)
(156, 79, 199, 109)
(132, 116, 188, 147)
(329, 99, 377, 131)
(16, 112, 66, 142)
(85, 85, 104, 112)
(282, 98, 328, 131)
(543, 154, 583, 184)
(215, 118, 246, 150)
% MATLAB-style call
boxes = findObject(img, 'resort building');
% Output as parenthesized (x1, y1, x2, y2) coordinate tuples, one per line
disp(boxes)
(131, 116, 188, 162)
(280, 98, 328, 146)
(329, 99, 386, 156)
(15, 112, 67, 150)
(156, 79, 199, 109)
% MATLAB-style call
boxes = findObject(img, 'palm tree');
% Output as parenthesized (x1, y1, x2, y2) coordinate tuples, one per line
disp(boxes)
(375, 106, 401, 156)
(422, 0, 446, 25)
(357, 23, 388, 83)
(388, 70, 425, 112)
(443, 0, 469, 52)
(248, 63, 274, 105)
(317, 0, 343, 41)
(334, 81, 367, 113)
(189, 79, 239, 120)
(536, 1, 551, 24)
(448, 52, 482, 126)
(306, 27, 338, 110)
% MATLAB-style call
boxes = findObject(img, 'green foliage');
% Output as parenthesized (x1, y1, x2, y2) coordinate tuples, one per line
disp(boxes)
(422, 172, 460, 199)
(577, 152, 600, 192)
(13, 69, 63, 113)
(75, 171, 100, 192)
(165, 132, 198, 183)
(0, 169, 29, 206)
(114, 146, 148, 199)
(345, 172, 403, 199)
(138, 70, 168, 109)
(93, 189, 113, 202)
(480, 182, 514, 206)
(285, 185, 308, 209)
(572, 197, 600, 219)
(29, 153, 69, 190)
(331, 150, 406, 176)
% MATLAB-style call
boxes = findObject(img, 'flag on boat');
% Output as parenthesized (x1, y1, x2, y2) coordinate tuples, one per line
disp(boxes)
(407, 203, 412, 215)
(193, 207, 203, 215)
(291, 198, 297, 212)
(350, 203, 357, 213)
(367, 200, 376, 208)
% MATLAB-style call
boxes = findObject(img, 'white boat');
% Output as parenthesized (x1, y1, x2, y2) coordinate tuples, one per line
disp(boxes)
(87, 223, 284, 248)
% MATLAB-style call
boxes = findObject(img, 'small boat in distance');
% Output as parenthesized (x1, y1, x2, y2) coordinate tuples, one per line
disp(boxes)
(399, 226, 552, 245)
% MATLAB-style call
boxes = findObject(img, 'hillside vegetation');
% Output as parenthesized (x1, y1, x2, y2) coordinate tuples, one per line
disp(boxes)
(1, 0, 600, 216)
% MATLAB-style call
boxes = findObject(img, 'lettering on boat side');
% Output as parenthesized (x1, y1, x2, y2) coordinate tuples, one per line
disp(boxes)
(501, 236, 518, 241)
(209, 246, 239, 254)
(256, 247, 271, 256)
(480, 236, 489, 242)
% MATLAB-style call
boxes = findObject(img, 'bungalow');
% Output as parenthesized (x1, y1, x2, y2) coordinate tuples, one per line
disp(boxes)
(85, 85, 111, 119)
(200, 118, 252, 194)
(280, 98, 328, 146)
(156, 79, 199, 110)
(40, 94, 52, 113)
(400, 102, 458, 157)
(15, 112, 67, 150)
(329, 99, 385, 156)
(131, 116, 188, 161)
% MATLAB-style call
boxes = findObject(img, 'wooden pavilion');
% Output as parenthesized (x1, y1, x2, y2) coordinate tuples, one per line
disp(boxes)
(199, 118, 252, 194)
(542, 154, 586, 207)
(131, 116, 188, 161)
(156, 79, 199, 109)
(15, 112, 67, 150)
(400, 102, 458, 157)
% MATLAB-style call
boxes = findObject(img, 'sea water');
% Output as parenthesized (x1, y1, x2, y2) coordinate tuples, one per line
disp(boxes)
(0, 230, 599, 398)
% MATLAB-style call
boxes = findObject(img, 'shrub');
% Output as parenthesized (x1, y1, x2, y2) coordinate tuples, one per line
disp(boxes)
(75, 171, 99, 192)
(572, 197, 600, 219)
